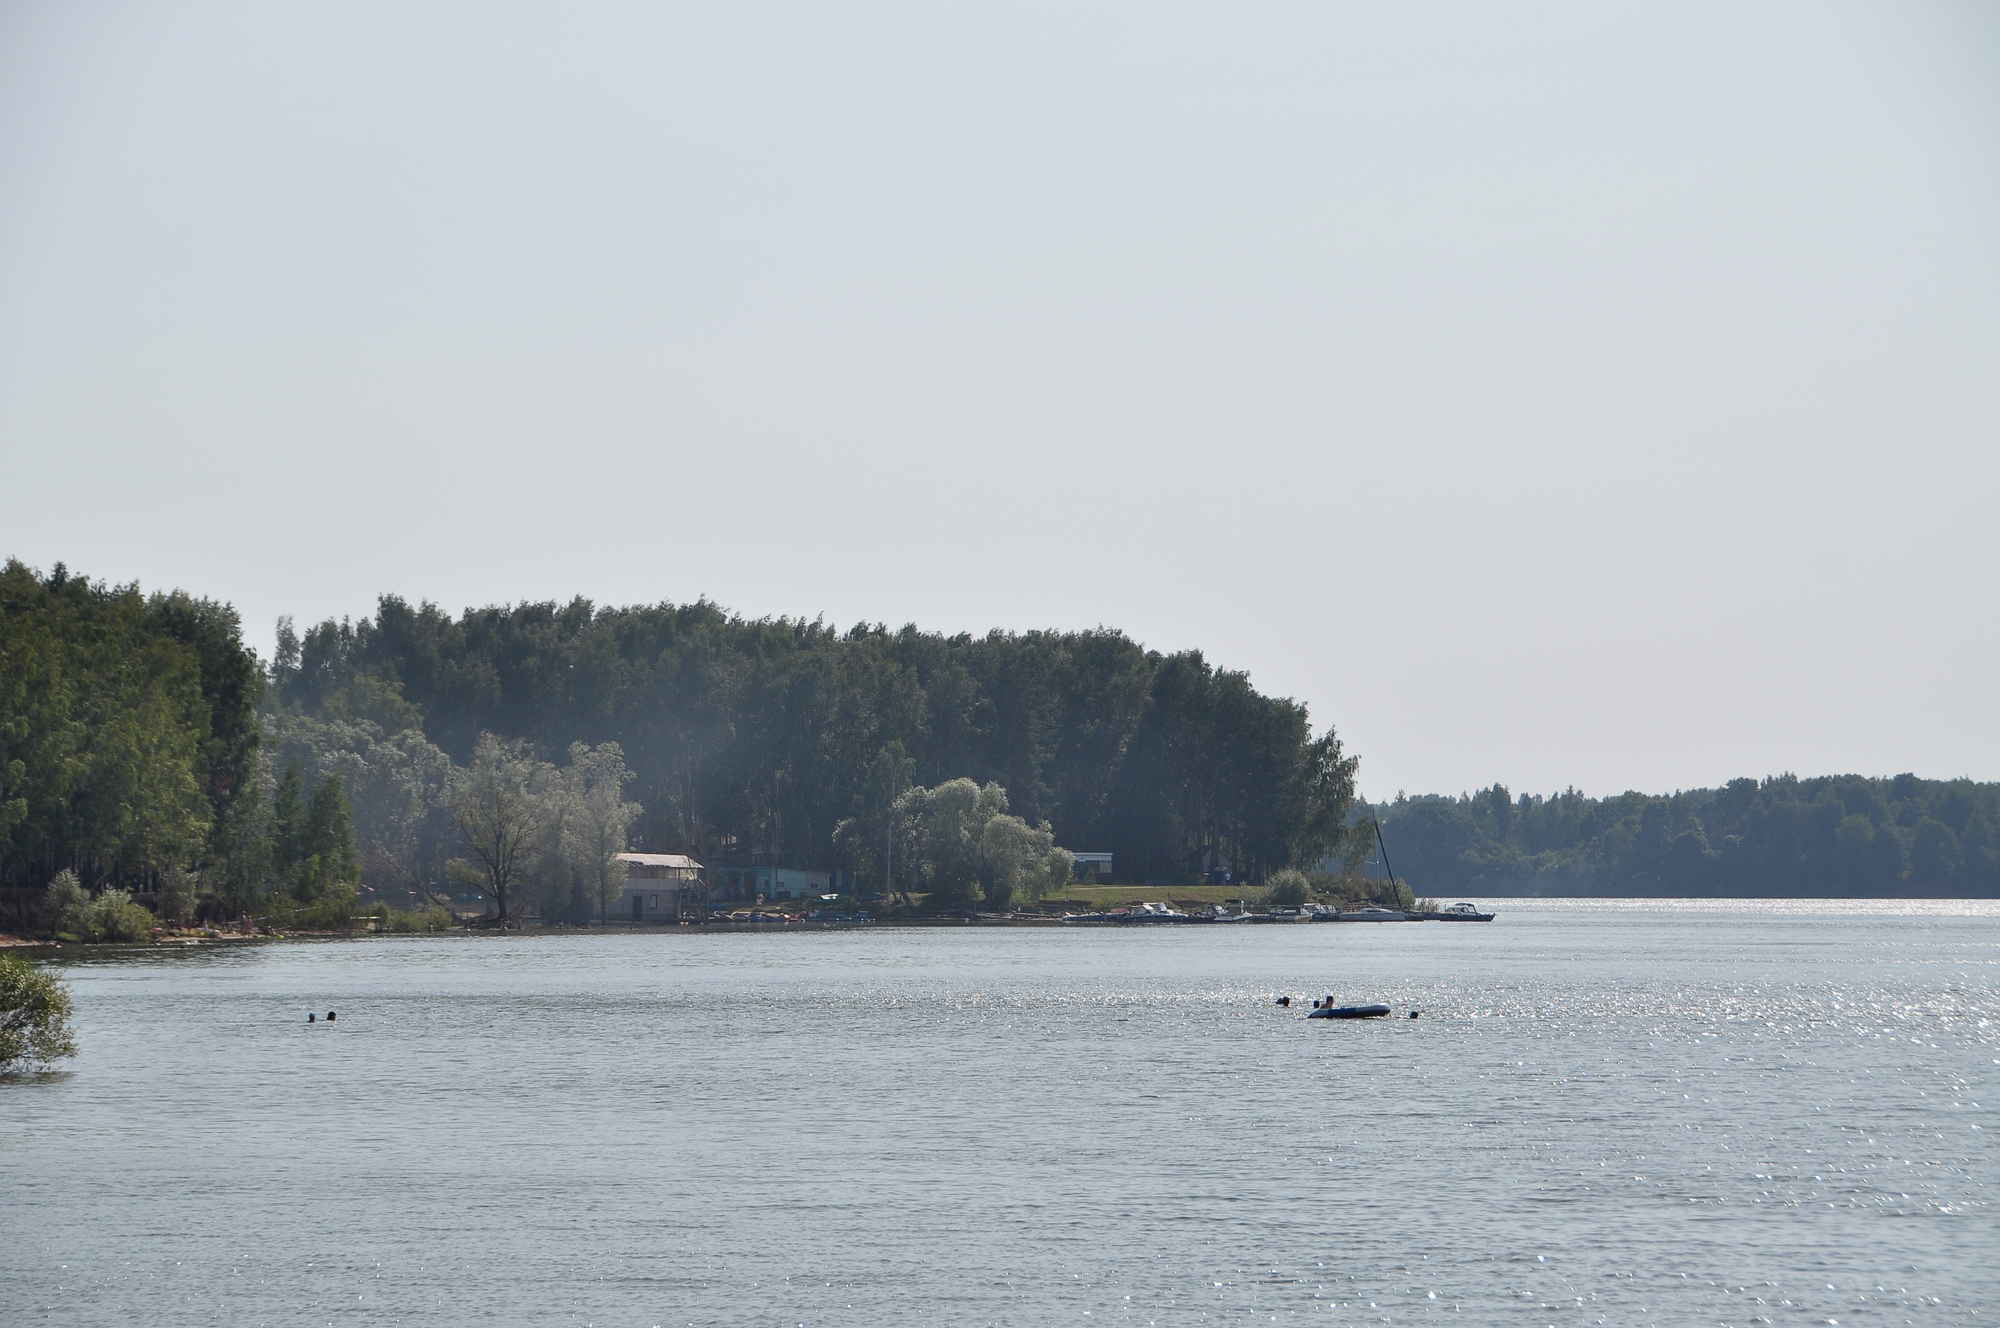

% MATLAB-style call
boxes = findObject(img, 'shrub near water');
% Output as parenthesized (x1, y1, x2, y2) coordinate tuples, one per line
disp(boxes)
(0, 953, 78, 1071)
(369, 903, 455, 932)
(43, 870, 88, 936)
(1263, 869, 1312, 908)
(41, 870, 161, 941)
(82, 890, 156, 942)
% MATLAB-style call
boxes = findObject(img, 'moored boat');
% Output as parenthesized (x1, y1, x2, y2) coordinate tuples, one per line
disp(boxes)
(1307, 1003, 1392, 1019)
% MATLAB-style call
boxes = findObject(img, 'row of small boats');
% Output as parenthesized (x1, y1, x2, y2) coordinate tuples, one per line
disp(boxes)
(1061, 901, 1493, 924)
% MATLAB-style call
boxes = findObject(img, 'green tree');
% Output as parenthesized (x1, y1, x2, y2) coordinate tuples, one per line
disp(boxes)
(295, 774, 359, 900)
(42, 869, 87, 936)
(1264, 868, 1311, 908)
(562, 742, 641, 926)
(833, 741, 917, 893)
(157, 864, 200, 927)
(81, 889, 154, 942)
(269, 760, 306, 886)
(0, 954, 77, 1070)
(896, 778, 1009, 907)
(264, 712, 458, 907)
(977, 813, 1068, 912)
(448, 734, 549, 923)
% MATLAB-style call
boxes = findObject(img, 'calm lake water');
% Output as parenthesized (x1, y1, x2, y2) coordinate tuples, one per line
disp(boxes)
(4, 900, 1995, 1326)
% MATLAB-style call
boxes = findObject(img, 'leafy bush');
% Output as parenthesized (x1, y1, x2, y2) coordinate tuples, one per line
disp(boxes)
(83, 889, 156, 942)
(43, 870, 88, 937)
(1264, 869, 1312, 908)
(270, 884, 360, 931)
(369, 902, 455, 932)
(0, 953, 77, 1070)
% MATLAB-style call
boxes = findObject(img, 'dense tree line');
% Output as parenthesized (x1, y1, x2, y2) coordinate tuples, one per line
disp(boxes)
(0, 560, 358, 931)
(271, 595, 1361, 888)
(1371, 774, 2000, 897)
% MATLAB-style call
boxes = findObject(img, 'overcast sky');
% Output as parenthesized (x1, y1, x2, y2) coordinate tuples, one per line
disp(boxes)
(2, 1, 1995, 800)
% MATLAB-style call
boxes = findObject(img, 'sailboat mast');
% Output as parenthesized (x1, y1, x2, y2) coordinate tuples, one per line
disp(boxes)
(1372, 818, 1399, 892)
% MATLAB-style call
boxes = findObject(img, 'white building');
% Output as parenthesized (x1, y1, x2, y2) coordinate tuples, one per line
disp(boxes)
(616, 853, 705, 922)
(1070, 852, 1112, 882)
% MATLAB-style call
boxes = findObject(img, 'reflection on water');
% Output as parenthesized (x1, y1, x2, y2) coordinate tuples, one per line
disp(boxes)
(4, 901, 1994, 1324)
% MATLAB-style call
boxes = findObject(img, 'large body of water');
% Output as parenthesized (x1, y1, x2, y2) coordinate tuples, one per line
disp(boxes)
(4, 900, 1995, 1326)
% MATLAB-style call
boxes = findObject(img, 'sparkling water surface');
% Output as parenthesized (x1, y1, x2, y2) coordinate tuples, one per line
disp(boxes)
(4, 899, 1995, 1326)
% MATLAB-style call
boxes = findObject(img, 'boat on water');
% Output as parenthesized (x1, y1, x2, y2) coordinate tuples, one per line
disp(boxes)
(1063, 901, 1187, 924)
(1436, 902, 1495, 921)
(1336, 906, 1405, 922)
(1307, 1003, 1392, 1019)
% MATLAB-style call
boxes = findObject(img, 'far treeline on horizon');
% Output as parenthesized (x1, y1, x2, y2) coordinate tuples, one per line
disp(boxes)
(3, 557, 1997, 932)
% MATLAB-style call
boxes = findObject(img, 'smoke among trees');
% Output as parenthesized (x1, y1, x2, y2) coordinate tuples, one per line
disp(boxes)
(266, 594, 1363, 891)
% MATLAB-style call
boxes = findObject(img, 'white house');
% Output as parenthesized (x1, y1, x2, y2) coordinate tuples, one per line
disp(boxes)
(616, 853, 705, 922)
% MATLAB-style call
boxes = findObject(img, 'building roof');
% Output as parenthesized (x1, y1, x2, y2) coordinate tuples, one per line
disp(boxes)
(616, 853, 703, 870)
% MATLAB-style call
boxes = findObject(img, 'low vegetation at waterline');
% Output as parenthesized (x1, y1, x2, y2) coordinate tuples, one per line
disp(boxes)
(0, 953, 77, 1071)
(41, 870, 154, 942)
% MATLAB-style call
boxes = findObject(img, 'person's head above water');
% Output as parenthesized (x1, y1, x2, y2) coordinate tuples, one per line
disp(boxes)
(326, 1011, 336, 1021)
(307, 1013, 315, 1022)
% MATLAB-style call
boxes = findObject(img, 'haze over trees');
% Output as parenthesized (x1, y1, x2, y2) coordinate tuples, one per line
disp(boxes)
(1372, 774, 2000, 898)
(270, 595, 1363, 889)
(19, 557, 1993, 915)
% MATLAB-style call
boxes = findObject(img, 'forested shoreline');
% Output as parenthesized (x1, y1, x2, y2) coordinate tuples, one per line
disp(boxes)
(1370, 775, 2000, 898)
(266, 592, 1361, 892)
(1, 560, 1362, 928)
(6, 557, 1996, 932)
(0, 560, 361, 933)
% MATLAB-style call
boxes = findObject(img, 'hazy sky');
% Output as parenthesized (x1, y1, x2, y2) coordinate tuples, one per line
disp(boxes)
(2, 1, 1995, 800)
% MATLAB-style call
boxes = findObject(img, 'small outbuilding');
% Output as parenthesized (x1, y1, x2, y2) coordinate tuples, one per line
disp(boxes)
(1070, 852, 1112, 883)
(616, 853, 706, 922)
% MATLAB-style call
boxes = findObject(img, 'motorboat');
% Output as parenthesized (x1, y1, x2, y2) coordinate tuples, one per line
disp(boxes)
(1437, 902, 1495, 921)
(1307, 1003, 1392, 1019)
(1122, 901, 1186, 922)
(1335, 906, 1406, 922)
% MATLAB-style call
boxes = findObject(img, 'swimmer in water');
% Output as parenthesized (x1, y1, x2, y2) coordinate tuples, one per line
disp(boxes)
(326, 1011, 336, 1022)
(308, 1013, 316, 1023)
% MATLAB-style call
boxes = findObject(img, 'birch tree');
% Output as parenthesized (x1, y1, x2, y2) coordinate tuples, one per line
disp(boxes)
(562, 742, 641, 925)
